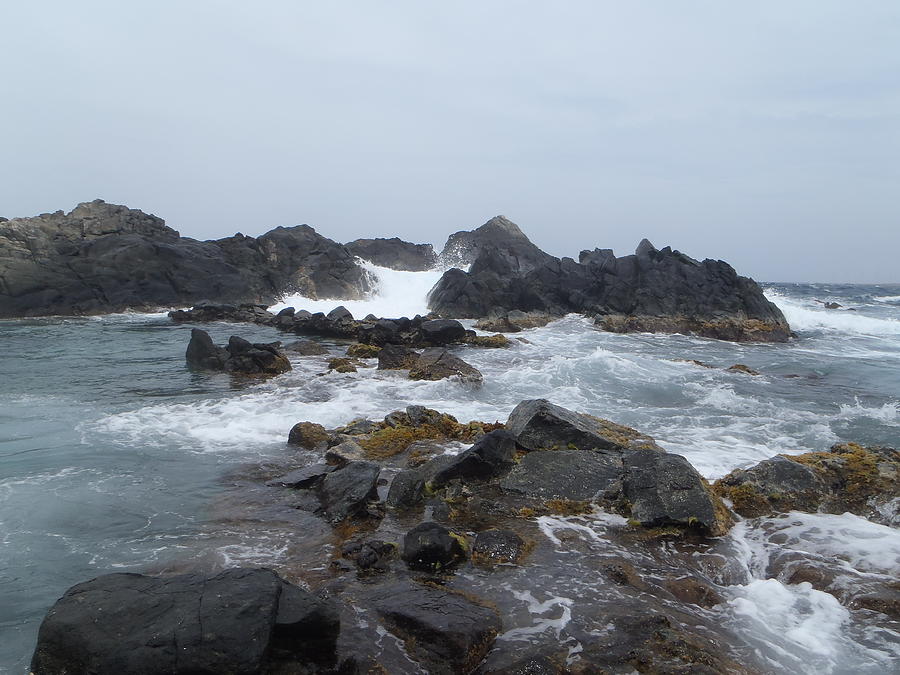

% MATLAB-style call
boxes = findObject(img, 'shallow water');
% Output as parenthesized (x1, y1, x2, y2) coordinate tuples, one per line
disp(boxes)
(1, 270, 898, 672)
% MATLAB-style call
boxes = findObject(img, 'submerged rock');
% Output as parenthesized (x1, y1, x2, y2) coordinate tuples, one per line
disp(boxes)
(30, 568, 339, 674)
(472, 529, 528, 565)
(185, 328, 291, 375)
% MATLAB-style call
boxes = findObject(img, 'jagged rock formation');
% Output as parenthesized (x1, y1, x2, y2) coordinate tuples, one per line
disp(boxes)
(345, 237, 437, 271)
(0, 200, 370, 317)
(428, 218, 791, 342)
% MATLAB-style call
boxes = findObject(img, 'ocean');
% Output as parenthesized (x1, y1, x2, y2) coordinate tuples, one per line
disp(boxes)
(1, 269, 898, 673)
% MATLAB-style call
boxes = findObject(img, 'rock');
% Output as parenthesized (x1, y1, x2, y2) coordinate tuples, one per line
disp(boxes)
(472, 529, 528, 565)
(623, 450, 731, 535)
(727, 363, 759, 375)
(370, 580, 501, 675)
(377, 344, 420, 370)
(463, 333, 511, 348)
(417, 319, 467, 345)
(501, 449, 623, 501)
(386, 455, 459, 509)
(267, 463, 335, 488)
(185, 329, 291, 375)
(327, 357, 358, 373)
(335, 418, 377, 436)
(325, 440, 368, 463)
(345, 237, 438, 271)
(319, 461, 380, 523)
(408, 348, 483, 384)
(30, 568, 339, 674)
(346, 343, 381, 358)
(0, 200, 371, 318)
(170, 303, 275, 324)
(665, 576, 724, 608)
(430, 430, 518, 487)
(287, 421, 329, 449)
(402, 521, 468, 572)
(439, 215, 556, 273)
(341, 539, 397, 573)
(474, 311, 554, 333)
(428, 216, 791, 342)
(715, 443, 899, 521)
(506, 399, 662, 453)
(283, 339, 328, 355)
(327, 305, 353, 321)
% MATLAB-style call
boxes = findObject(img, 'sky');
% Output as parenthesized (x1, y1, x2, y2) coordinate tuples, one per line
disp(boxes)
(2, 1, 898, 283)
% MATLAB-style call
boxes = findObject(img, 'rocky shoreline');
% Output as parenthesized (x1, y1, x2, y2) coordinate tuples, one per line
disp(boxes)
(2, 200, 790, 343)
(29, 324, 899, 673)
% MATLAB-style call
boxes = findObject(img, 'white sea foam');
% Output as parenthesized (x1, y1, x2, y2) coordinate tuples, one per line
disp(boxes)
(837, 398, 899, 426)
(765, 289, 900, 336)
(873, 295, 900, 303)
(269, 260, 444, 319)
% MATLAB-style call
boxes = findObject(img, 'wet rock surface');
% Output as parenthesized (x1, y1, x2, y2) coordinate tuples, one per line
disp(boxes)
(429, 217, 790, 342)
(30, 568, 339, 675)
(1, 200, 370, 318)
(185, 328, 291, 375)
(408, 348, 484, 384)
(345, 236, 437, 271)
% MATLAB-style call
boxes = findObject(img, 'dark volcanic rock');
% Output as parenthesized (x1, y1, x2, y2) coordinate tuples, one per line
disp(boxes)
(501, 449, 623, 501)
(473, 529, 528, 565)
(267, 463, 335, 488)
(287, 421, 329, 449)
(408, 348, 483, 384)
(506, 399, 662, 453)
(370, 580, 501, 675)
(429, 218, 790, 342)
(346, 237, 438, 271)
(715, 442, 899, 522)
(283, 339, 328, 355)
(185, 328, 291, 375)
(439, 215, 556, 273)
(430, 430, 518, 487)
(386, 455, 458, 509)
(402, 521, 468, 572)
(30, 568, 339, 675)
(623, 450, 729, 535)
(169, 302, 275, 324)
(377, 344, 421, 370)
(0, 199, 371, 318)
(319, 461, 381, 523)
(417, 318, 468, 345)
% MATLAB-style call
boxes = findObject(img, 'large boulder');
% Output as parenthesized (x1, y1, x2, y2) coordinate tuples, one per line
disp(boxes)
(506, 399, 662, 453)
(319, 461, 381, 523)
(715, 442, 899, 522)
(185, 329, 291, 375)
(500, 449, 624, 501)
(622, 450, 730, 535)
(416, 319, 468, 346)
(0, 200, 371, 318)
(429, 430, 518, 487)
(408, 348, 483, 384)
(429, 218, 791, 342)
(31, 568, 339, 674)
(370, 580, 501, 675)
(346, 237, 438, 271)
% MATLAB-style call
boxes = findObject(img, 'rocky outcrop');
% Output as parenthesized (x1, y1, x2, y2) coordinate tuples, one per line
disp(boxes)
(30, 568, 340, 674)
(185, 329, 291, 375)
(0, 200, 370, 318)
(429, 219, 791, 342)
(408, 348, 484, 384)
(439, 215, 556, 272)
(346, 237, 437, 271)
(715, 442, 899, 522)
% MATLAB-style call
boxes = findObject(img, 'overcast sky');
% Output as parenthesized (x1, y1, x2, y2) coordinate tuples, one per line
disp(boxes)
(2, 2, 898, 282)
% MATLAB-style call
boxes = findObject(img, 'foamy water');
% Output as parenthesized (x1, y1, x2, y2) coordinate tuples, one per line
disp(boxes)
(1, 279, 899, 671)
(269, 260, 445, 319)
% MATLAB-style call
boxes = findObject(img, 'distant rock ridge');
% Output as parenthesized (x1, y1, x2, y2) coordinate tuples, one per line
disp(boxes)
(0, 200, 371, 317)
(429, 217, 791, 342)
(1, 202, 790, 342)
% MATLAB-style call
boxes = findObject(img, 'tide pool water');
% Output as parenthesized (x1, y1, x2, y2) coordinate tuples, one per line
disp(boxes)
(1, 267, 898, 672)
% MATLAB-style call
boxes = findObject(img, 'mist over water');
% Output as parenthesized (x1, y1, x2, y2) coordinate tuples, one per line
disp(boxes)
(1, 269, 898, 672)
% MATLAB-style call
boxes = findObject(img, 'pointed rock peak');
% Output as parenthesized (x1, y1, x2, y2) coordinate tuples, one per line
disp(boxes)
(635, 238, 658, 257)
(478, 215, 528, 239)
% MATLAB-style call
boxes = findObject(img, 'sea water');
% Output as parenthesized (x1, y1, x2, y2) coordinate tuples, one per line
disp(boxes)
(1, 269, 898, 672)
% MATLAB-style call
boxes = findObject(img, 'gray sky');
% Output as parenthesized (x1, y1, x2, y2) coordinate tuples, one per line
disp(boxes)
(2, 1, 898, 283)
